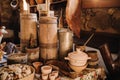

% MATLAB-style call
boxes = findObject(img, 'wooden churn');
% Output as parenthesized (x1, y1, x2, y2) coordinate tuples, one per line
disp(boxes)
(20, 13, 37, 52)
(39, 17, 58, 60)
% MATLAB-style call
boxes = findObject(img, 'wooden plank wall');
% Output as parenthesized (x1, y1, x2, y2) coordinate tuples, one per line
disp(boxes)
(0, 2, 1, 26)
(82, 0, 120, 8)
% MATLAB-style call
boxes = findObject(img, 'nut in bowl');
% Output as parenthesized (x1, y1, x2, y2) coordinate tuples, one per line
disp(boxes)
(41, 65, 52, 74)
(0, 64, 35, 80)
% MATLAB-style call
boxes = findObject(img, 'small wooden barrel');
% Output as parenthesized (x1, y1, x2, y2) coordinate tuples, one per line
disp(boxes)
(26, 47, 39, 63)
(39, 17, 58, 60)
(20, 13, 37, 52)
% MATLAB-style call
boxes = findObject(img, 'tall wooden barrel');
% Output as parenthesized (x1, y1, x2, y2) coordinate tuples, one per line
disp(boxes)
(20, 13, 37, 52)
(39, 17, 58, 60)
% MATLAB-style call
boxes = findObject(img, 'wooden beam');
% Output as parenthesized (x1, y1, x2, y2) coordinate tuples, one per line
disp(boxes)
(51, 0, 67, 5)
(82, 0, 120, 8)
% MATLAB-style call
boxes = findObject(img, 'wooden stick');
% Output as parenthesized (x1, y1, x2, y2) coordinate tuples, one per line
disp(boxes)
(83, 33, 94, 46)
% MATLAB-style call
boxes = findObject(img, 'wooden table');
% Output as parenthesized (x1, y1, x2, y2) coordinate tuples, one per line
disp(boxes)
(34, 67, 106, 80)
(60, 68, 106, 80)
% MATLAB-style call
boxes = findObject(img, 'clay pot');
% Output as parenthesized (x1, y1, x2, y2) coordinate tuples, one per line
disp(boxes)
(41, 65, 52, 74)
(69, 63, 88, 73)
(33, 62, 43, 73)
(86, 50, 99, 66)
(86, 50, 98, 61)
(65, 49, 91, 66)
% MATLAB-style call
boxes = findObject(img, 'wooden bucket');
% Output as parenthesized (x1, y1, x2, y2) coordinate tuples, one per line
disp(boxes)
(26, 47, 40, 63)
(20, 13, 37, 52)
(39, 17, 58, 60)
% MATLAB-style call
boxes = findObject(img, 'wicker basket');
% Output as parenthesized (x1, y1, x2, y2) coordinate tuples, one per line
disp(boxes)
(7, 53, 28, 65)
(0, 64, 35, 80)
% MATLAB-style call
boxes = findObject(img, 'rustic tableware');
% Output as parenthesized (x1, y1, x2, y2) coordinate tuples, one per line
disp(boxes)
(65, 49, 91, 66)
(86, 50, 99, 66)
(86, 50, 98, 61)
(0, 64, 35, 80)
(49, 73, 56, 80)
(7, 53, 27, 65)
(21, 66, 35, 80)
(42, 74, 48, 80)
(52, 70, 59, 78)
(41, 65, 52, 74)
(32, 61, 43, 73)
(69, 63, 88, 73)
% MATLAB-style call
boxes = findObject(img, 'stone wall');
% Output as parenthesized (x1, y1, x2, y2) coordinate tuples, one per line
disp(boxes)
(81, 8, 120, 34)
(0, 0, 20, 31)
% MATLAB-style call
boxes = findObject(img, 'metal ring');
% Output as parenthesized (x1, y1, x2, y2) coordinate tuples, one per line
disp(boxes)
(10, 0, 19, 8)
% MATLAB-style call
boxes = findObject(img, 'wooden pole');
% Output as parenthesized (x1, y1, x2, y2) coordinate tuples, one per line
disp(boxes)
(46, 0, 50, 16)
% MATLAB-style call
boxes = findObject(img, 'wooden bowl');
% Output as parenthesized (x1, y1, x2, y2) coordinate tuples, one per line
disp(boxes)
(69, 63, 88, 73)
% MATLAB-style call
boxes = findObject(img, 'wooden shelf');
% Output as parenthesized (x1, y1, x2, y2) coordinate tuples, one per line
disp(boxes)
(50, 0, 120, 9)
(29, 0, 67, 10)
(50, 0, 67, 10)
(51, 0, 67, 5)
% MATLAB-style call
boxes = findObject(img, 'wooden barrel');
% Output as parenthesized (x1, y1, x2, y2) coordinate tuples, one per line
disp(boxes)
(20, 13, 37, 52)
(39, 17, 58, 60)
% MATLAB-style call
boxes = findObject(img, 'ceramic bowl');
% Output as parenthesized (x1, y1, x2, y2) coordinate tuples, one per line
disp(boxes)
(42, 74, 48, 80)
(65, 49, 91, 66)
(41, 65, 52, 74)
(69, 63, 88, 73)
